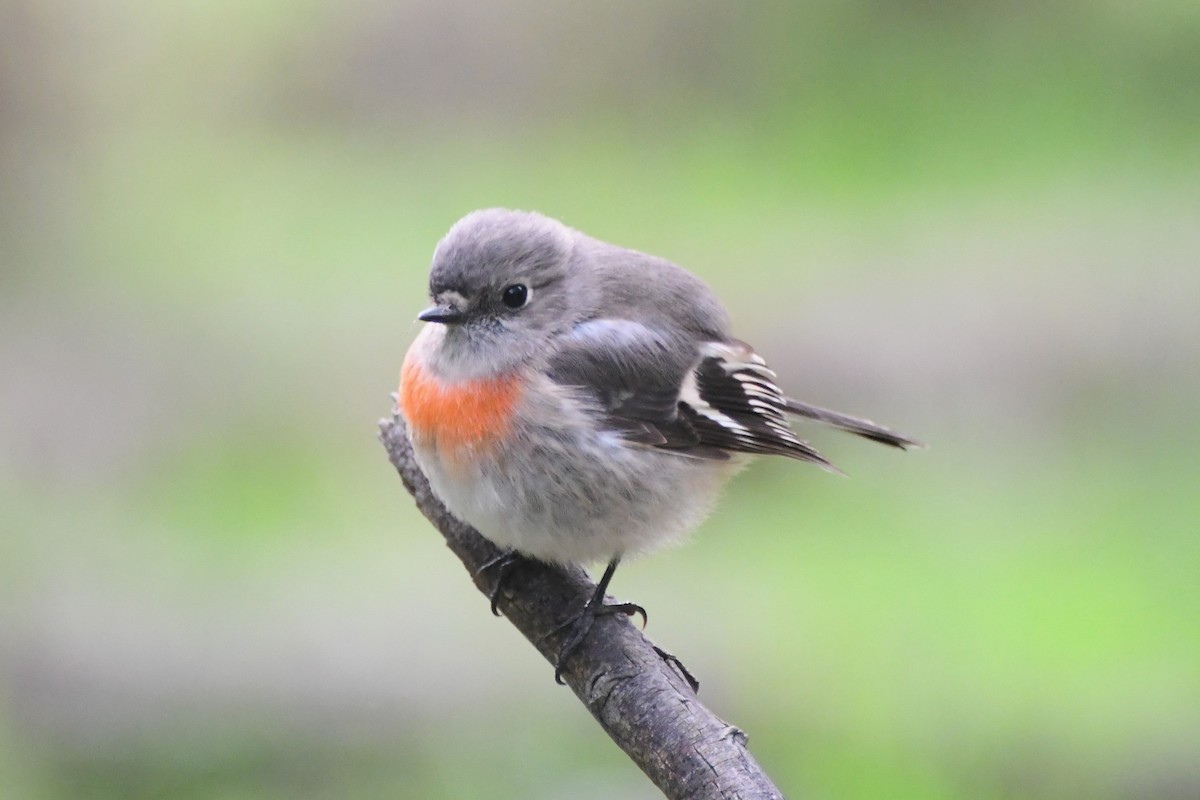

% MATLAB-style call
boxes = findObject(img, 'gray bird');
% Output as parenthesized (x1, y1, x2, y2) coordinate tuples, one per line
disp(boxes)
(399, 208, 919, 683)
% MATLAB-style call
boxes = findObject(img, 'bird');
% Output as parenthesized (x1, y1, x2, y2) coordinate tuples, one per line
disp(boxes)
(398, 208, 919, 684)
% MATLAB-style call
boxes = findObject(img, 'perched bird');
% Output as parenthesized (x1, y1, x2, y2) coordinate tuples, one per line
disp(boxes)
(399, 208, 918, 683)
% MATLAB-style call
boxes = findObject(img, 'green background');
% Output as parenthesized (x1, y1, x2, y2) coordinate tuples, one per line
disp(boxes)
(3, 2, 1198, 798)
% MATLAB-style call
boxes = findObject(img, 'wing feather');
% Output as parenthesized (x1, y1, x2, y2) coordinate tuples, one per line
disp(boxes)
(683, 342, 838, 470)
(549, 323, 838, 467)
(547, 320, 726, 459)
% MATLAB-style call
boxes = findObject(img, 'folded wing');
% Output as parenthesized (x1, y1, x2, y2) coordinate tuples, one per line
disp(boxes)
(548, 321, 836, 468)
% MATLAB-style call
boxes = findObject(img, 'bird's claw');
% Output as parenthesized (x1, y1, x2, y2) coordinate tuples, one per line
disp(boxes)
(549, 600, 648, 684)
(653, 645, 700, 693)
(475, 550, 525, 616)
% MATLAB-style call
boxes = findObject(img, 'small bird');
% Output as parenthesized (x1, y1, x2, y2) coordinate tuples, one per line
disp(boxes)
(399, 209, 918, 683)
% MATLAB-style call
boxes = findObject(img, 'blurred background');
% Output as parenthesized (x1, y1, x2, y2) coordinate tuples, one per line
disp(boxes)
(2, 1, 1198, 798)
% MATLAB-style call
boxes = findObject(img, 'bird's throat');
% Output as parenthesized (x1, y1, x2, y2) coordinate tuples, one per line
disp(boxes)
(399, 354, 524, 463)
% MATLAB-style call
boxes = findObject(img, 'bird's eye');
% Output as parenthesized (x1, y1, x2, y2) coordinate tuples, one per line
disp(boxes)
(501, 284, 529, 309)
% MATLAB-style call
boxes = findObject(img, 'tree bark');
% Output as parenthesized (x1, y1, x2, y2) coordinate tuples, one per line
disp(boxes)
(379, 411, 785, 799)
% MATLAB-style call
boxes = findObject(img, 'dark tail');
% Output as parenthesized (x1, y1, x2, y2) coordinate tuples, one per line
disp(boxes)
(783, 399, 924, 450)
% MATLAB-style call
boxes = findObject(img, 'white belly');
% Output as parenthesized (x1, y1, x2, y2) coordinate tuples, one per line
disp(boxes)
(409, 425, 739, 566)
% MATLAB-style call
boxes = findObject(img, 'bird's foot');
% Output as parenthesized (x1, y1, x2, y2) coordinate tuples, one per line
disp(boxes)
(475, 550, 527, 616)
(549, 596, 647, 684)
(653, 645, 700, 693)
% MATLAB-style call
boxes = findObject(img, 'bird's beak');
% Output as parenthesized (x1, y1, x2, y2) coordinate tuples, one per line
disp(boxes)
(418, 304, 466, 324)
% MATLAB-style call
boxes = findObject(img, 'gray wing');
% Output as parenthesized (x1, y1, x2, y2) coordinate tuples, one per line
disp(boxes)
(547, 319, 723, 457)
(547, 320, 835, 467)
(681, 340, 836, 468)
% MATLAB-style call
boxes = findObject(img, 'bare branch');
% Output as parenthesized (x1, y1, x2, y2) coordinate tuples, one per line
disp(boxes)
(379, 411, 785, 799)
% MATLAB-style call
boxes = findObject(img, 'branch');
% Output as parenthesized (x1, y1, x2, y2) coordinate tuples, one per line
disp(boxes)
(379, 411, 785, 800)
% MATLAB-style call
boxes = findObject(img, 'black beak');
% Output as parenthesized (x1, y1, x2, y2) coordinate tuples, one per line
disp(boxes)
(418, 304, 466, 324)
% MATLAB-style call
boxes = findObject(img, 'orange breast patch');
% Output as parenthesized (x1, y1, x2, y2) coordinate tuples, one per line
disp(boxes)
(399, 354, 524, 463)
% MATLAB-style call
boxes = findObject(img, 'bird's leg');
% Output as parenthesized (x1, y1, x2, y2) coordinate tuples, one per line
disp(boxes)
(475, 549, 527, 616)
(550, 556, 647, 684)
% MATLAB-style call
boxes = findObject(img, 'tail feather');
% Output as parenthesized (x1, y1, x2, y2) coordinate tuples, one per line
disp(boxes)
(783, 399, 924, 450)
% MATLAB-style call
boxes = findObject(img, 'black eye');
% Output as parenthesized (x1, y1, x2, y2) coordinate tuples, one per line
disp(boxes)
(501, 284, 529, 309)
